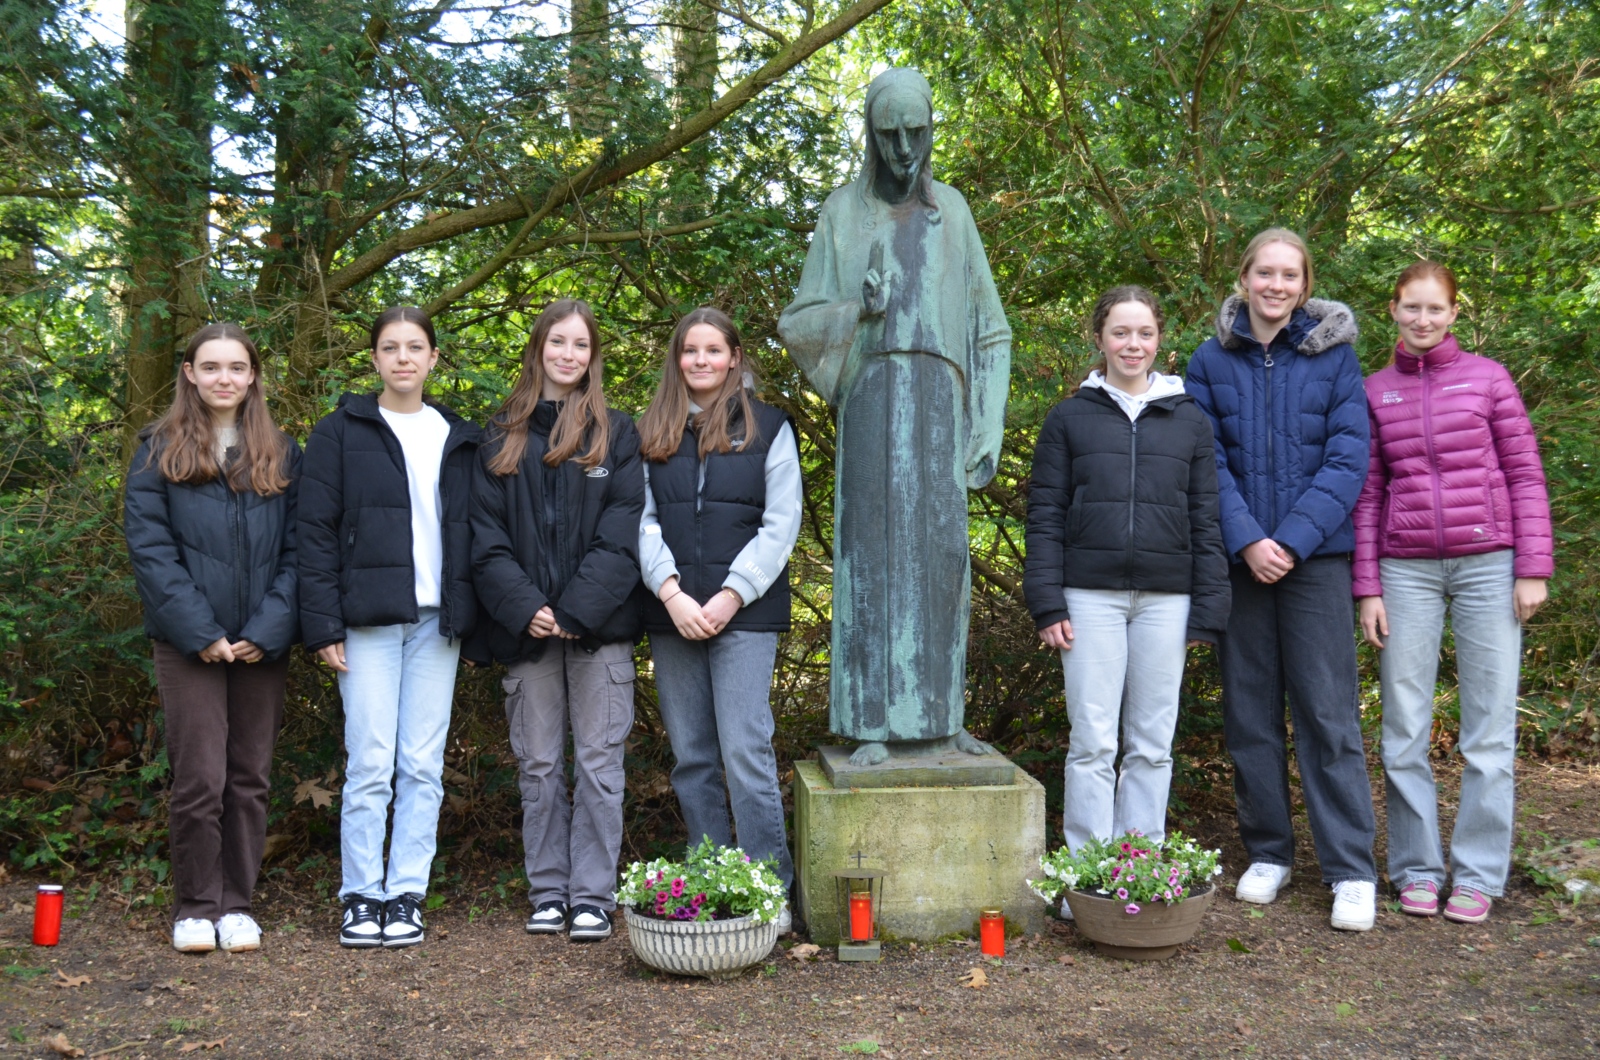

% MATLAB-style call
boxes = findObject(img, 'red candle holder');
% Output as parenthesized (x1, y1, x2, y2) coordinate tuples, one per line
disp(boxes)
(33, 884, 64, 946)
(833, 861, 886, 962)
(979, 907, 1005, 957)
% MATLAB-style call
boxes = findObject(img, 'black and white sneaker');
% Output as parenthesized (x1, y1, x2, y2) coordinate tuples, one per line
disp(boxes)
(381, 894, 426, 948)
(339, 895, 384, 949)
(525, 900, 568, 935)
(567, 904, 612, 942)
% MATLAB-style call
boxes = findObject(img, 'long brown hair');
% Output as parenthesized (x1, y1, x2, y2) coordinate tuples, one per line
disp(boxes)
(638, 307, 759, 462)
(486, 299, 610, 474)
(145, 323, 290, 496)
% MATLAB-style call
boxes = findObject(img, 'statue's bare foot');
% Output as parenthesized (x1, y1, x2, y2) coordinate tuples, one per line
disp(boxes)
(848, 741, 890, 767)
(953, 729, 996, 756)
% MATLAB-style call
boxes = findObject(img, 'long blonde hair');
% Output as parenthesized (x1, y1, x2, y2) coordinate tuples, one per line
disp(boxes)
(1234, 227, 1315, 307)
(144, 323, 290, 496)
(486, 299, 610, 474)
(637, 307, 760, 462)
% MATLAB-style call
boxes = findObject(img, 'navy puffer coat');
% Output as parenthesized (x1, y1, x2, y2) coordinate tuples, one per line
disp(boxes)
(1184, 296, 1369, 563)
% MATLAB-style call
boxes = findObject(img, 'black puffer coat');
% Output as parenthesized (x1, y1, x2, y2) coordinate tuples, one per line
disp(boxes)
(124, 433, 302, 659)
(1023, 386, 1231, 639)
(298, 393, 480, 651)
(470, 403, 645, 664)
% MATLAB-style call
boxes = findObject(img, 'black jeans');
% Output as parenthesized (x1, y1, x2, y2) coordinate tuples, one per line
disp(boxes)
(1220, 556, 1377, 884)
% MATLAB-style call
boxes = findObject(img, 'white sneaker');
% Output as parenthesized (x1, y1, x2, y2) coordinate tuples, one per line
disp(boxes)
(216, 913, 261, 952)
(775, 904, 793, 935)
(1058, 896, 1075, 921)
(172, 918, 216, 953)
(1330, 880, 1376, 932)
(1234, 862, 1292, 904)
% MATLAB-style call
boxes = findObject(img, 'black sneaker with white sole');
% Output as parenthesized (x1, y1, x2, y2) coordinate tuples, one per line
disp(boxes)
(339, 895, 385, 949)
(525, 900, 568, 935)
(381, 893, 426, 948)
(567, 904, 612, 942)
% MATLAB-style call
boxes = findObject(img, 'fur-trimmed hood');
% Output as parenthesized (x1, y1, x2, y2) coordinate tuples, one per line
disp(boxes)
(1214, 294, 1358, 357)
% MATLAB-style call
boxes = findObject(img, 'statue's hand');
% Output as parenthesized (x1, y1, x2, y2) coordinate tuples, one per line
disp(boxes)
(861, 268, 888, 317)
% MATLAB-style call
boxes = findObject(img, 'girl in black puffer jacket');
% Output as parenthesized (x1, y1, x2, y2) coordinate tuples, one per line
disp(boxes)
(125, 323, 300, 956)
(470, 299, 644, 943)
(299, 306, 480, 950)
(1024, 287, 1229, 873)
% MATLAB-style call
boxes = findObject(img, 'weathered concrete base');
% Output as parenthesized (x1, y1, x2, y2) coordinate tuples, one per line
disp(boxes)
(794, 759, 1047, 945)
(817, 744, 1016, 788)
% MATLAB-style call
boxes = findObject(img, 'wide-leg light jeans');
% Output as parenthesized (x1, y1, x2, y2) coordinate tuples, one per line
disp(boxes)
(337, 609, 461, 901)
(651, 629, 794, 889)
(1378, 550, 1520, 896)
(1059, 588, 1191, 850)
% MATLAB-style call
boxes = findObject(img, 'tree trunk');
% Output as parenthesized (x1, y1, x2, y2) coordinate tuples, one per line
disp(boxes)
(120, 0, 218, 461)
(569, 0, 610, 137)
(670, 1, 717, 118)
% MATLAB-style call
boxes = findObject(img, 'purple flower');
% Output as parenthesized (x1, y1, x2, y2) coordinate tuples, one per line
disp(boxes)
(671, 877, 685, 897)
(1120, 842, 1133, 854)
(675, 906, 694, 920)
(1115, 888, 1128, 900)
(1163, 889, 1173, 902)
(1125, 903, 1141, 915)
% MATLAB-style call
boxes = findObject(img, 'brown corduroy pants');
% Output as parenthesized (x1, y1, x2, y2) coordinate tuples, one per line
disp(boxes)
(153, 642, 288, 922)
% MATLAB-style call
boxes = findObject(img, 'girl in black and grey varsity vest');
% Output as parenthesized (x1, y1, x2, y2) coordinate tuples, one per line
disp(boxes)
(636, 308, 801, 923)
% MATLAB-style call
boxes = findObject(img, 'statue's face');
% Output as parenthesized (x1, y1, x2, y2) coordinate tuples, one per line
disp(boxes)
(870, 90, 931, 185)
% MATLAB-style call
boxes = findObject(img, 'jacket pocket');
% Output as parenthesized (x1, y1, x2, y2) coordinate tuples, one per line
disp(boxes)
(1487, 474, 1509, 535)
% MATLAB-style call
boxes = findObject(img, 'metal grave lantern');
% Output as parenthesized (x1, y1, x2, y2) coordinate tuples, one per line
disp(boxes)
(833, 851, 886, 962)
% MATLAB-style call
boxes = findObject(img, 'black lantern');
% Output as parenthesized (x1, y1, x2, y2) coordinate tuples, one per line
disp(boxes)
(833, 851, 885, 962)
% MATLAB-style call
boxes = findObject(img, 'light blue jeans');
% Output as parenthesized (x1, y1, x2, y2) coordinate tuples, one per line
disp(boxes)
(337, 609, 461, 900)
(651, 629, 794, 889)
(1378, 550, 1520, 896)
(1059, 588, 1191, 851)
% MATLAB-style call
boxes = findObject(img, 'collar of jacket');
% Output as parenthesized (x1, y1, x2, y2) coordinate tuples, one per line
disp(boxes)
(531, 399, 563, 435)
(1214, 294, 1358, 356)
(1393, 333, 1463, 374)
(1074, 383, 1191, 413)
(336, 390, 477, 437)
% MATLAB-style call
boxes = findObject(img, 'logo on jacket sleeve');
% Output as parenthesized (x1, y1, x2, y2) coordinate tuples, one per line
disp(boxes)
(585, 467, 610, 478)
(1381, 391, 1403, 405)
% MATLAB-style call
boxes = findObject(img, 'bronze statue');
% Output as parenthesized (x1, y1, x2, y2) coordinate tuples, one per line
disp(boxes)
(779, 68, 1011, 767)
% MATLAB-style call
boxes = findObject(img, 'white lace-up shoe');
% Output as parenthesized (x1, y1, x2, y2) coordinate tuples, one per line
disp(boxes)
(216, 913, 261, 952)
(1330, 879, 1376, 932)
(1234, 862, 1292, 904)
(172, 918, 216, 953)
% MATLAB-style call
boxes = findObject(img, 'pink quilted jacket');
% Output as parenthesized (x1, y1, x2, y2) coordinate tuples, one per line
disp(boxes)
(1352, 334, 1553, 597)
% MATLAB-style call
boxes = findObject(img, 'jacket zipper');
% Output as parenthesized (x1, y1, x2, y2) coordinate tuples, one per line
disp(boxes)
(1263, 349, 1275, 532)
(1126, 414, 1139, 581)
(230, 486, 245, 638)
(1420, 362, 1446, 554)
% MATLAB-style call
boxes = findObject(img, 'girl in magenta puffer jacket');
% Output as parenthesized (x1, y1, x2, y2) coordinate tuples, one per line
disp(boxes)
(1354, 261, 1552, 925)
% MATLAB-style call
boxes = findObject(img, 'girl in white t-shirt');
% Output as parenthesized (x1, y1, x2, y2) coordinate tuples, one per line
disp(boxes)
(299, 306, 480, 948)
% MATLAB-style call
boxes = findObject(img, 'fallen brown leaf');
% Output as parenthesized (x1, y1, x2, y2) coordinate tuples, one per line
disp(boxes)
(55, 969, 91, 988)
(292, 778, 336, 810)
(261, 834, 292, 861)
(1056, 954, 1075, 966)
(787, 943, 821, 963)
(1233, 1016, 1252, 1037)
(960, 966, 988, 989)
(44, 1033, 84, 1058)
(178, 1038, 226, 1053)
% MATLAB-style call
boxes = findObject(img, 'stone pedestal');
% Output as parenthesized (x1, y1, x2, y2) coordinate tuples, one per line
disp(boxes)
(793, 759, 1048, 945)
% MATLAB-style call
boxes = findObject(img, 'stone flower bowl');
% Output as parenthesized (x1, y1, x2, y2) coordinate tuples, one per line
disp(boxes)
(1064, 885, 1215, 961)
(623, 907, 780, 980)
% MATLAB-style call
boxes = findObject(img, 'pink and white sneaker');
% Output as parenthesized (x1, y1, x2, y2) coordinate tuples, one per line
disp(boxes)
(1442, 886, 1492, 924)
(1397, 880, 1439, 917)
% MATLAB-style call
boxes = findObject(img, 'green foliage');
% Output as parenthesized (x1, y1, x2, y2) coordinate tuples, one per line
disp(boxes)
(1, 1, 1597, 880)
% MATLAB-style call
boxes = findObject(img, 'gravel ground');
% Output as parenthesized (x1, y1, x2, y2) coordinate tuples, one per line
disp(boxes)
(2, 760, 1597, 1059)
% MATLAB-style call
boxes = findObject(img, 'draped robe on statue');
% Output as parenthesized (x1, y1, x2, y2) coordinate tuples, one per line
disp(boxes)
(778, 180, 1011, 744)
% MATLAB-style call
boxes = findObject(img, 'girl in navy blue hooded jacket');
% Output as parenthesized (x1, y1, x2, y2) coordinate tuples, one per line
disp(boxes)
(125, 323, 300, 955)
(1184, 228, 1378, 932)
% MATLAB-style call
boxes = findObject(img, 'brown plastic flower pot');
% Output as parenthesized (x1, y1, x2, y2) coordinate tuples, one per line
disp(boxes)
(1063, 884, 1215, 961)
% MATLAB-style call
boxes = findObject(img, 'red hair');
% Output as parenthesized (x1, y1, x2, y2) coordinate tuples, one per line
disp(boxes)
(1393, 260, 1458, 304)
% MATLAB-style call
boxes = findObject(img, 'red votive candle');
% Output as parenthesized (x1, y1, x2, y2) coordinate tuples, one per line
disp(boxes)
(979, 908, 1005, 957)
(848, 891, 874, 941)
(33, 884, 64, 946)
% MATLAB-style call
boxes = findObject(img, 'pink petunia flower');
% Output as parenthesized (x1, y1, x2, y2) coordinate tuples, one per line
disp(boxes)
(1125, 903, 1140, 915)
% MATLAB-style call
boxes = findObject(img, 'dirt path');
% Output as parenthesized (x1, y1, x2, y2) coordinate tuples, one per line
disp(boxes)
(2, 762, 1597, 1059)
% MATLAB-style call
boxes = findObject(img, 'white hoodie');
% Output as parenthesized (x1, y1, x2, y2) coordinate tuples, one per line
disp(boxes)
(1079, 369, 1188, 420)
